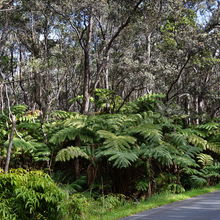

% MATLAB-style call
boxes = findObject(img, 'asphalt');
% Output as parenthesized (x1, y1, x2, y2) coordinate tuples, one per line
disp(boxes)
(120, 190, 220, 220)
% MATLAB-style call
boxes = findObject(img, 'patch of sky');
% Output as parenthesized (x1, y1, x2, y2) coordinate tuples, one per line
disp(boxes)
(196, 0, 220, 26)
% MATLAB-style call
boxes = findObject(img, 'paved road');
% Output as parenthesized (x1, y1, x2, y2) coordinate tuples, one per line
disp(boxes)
(121, 191, 220, 220)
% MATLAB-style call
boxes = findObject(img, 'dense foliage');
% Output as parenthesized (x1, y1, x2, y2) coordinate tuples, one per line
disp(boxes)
(0, 0, 220, 219)
(0, 169, 85, 220)
(1, 95, 220, 194)
(0, 95, 220, 219)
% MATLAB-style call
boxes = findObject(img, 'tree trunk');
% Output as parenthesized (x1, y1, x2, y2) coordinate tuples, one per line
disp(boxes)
(74, 159, 80, 179)
(82, 10, 93, 114)
(82, 50, 91, 114)
(146, 32, 152, 65)
(146, 158, 153, 197)
(4, 114, 16, 173)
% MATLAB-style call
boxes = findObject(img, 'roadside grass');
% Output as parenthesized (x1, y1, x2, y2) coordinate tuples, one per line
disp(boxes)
(88, 184, 220, 220)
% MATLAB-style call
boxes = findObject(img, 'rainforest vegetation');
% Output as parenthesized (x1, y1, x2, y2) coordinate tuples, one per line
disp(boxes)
(0, 0, 220, 219)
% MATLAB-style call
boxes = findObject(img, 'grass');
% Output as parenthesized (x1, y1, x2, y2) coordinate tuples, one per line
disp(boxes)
(88, 184, 220, 220)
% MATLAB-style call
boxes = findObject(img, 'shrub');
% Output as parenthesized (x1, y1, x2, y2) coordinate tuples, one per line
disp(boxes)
(0, 169, 82, 220)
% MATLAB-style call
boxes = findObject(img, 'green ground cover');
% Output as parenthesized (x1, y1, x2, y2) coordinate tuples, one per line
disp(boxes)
(88, 184, 220, 220)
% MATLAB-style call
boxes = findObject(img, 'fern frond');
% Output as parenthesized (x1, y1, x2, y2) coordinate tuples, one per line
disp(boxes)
(176, 144, 202, 157)
(51, 110, 80, 120)
(206, 142, 220, 154)
(140, 144, 172, 166)
(55, 146, 89, 162)
(206, 162, 220, 170)
(166, 183, 185, 194)
(131, 123, 162, 143)
(50, 127, 78, 145)
(197, 123, 219, 131)
(187, 134, 208, 149)
(50, 127, 95, 145)
(31, 142, 50, 162)
(197, 153, 213, 166)
(99, 150, 138, 168)
(182, 167, 203, 175)
(98, 130, 136, 150)
(4, 138, 35, 153)
(64, 116, 87, 127)
(203, 171, 220, 178)
(169, 133, 187, 146)
(190, 175, 207, 186)
(179, 128, 195, 136)
(173, 155, 197, 168)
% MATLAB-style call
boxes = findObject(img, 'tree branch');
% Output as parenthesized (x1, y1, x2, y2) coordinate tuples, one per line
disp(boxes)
(104, 0, 144, 54)
(166, 53, 192, 101)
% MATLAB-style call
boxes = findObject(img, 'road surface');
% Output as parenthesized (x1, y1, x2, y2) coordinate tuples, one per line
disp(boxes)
(121, 191, 220, 220)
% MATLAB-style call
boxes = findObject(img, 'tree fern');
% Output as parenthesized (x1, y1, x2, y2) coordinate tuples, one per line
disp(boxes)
(168, 133, 187, 146)
(56, 147, 89, 162)
(31, 142, 50, 162)
(179, 128, 195, 136)
(98, 150, 138, 169)
(197, 122, 219, 131)
(182, 167, 203, 176)
(97, 130, 136, 150)
(88, 114, 130, 132)
(124, 94, 165, 113)
(187, 134, 208, 149)
(63, 116, 87, 127)
(50, 127, 78, 145)
(172, 155, 198, 168)
(50, 127, 95, 145)
(4, 138, 34, 155)
(190, 175, 207, 186)
(197, 153, 213, 166)
(140, 144, 173, 166)
(206, 162, 220, 170)
(175, 144, 202, 158)
(130, 123, 162, 144)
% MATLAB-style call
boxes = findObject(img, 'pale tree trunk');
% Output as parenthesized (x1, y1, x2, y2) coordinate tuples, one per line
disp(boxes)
(105, 55, 110, 110)
(0, 84, 4, 114)
(146, 32, 152, 65)
(198, 96, 205, 123)
(82, 51, 91, 114)
(82, 10, 93, 114)
(195, 96, 199, 125)
(184, 94, 191, 125)
(4, 114, 16, 173)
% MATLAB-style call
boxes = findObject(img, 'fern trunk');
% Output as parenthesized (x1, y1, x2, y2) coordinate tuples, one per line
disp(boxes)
(74, 159, 80, 179)
(147, 158, 153, 197)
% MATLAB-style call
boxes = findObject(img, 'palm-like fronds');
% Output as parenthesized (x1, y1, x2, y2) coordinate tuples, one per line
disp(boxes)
(131, 123, 162, 144)
(182, 167, 203, 175)
(50, 110, 80, 120)
(197, 153, 213, 166)
(56, 146, 89, 162)
(98, 150, 138, 168)
(50, 127, 95, 145)
(190, 175, 207, 186)
(187, 134, 208, 149)
(172, 155, 197, 168)
(97, 130, 136, 150)
(140, 144, 173, 166)
(3, 137, 50, 161)
(168, 133, 187, 146)
(197, 122, 219, 131)
(4, 138, 34, 153)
